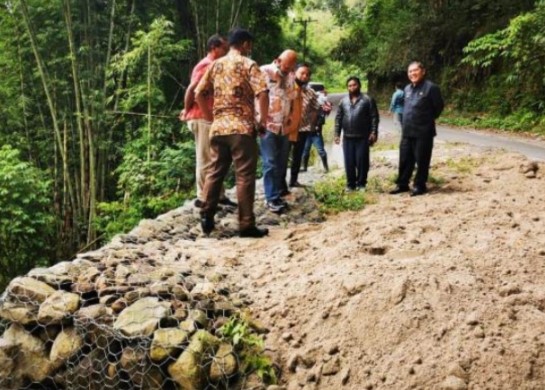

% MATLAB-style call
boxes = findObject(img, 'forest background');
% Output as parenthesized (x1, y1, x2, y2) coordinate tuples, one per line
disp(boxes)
(1, 0, 544, 290)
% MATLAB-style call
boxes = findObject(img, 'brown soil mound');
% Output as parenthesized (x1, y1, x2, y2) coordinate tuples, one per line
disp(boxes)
(192, 147, 545, 390)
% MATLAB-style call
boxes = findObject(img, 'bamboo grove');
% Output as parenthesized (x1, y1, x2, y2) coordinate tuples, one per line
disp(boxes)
(0, 0, 293, 289)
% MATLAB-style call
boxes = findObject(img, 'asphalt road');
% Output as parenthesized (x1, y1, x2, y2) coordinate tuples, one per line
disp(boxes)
(328, 92, 545, 162)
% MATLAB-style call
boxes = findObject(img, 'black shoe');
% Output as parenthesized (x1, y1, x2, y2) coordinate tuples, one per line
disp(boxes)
(265, 200, 285, 213)
(410, 187, 427, 197)
(277, 198, 289, 208)
(239, 226, 269, 238)
(289, 181, 305, 188)
(389, 186, 410, 195)
(218, 197, 237, 207)
(194, 199, 204, 208)
(200, 215, 215, 235)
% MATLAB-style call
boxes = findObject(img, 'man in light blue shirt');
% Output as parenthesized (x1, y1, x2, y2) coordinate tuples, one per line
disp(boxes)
(389, 82, 404, 132)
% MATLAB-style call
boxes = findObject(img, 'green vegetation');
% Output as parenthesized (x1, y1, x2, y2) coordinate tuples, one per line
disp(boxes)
(0, 146, 54, 290)
(287, 1, 545, 135)
(0, 0, 295, 281)
(220, 315, 277, 384)
(312, 176, 371, 213)
(445, 156, 484, 175)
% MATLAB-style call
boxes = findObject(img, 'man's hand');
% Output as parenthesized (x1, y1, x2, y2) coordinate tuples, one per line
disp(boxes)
(256, 123, 267, 138)
(334, 136, 341, 145)
(322, 101, 332, 114)
(369, 132, 377, 146)
(178, 109, 186, 122)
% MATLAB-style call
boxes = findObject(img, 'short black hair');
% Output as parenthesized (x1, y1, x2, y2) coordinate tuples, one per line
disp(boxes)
(207, 34, 225, 51)
(395, 82, 404, 89)
(346, 76, 361, 87)
(408, 61, 425, 70)
(228, 28, 254, 46)
(296, 62, 312, 74)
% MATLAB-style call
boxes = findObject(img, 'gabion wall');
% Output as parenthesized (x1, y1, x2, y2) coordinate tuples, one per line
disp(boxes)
(0, 238, 261, 390)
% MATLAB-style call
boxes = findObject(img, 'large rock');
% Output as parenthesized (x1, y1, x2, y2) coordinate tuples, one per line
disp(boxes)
(168, 330, 221, 390)
(38, 290, 80, 324)
(113, 297, 171, 337)
(50, 327, 84, 365)
(0, 339, 18, 389)
(150, 328, 189, 362)
(3, 323, 53, 382)
(28, 263, 74, 286)
(74, 303, 109, 325)
(0, 301, 37, 325)
(209, 343, 238, 382)
(7, 277, 56, 304)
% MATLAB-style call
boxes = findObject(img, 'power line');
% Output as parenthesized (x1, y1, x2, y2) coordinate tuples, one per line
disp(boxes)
(105, 110, 175, 119)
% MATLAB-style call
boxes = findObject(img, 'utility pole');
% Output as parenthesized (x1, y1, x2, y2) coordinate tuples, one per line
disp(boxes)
(293, 17, 315, 62)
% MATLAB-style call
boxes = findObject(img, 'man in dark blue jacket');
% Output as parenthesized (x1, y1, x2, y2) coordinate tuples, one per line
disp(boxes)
(390, 62, 444, 196)
(334, 76, 379, 191)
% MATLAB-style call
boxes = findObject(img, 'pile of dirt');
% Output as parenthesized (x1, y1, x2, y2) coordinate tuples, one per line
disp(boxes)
(189, 141, 545, 389)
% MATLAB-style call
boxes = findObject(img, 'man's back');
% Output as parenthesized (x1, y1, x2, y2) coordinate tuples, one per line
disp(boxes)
(197, 51, 265, 137)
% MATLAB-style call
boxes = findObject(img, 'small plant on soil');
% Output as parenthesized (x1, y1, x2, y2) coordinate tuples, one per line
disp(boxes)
(220, 315, 278, 384)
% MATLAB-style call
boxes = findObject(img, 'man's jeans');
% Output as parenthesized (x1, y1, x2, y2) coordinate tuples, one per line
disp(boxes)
(260, 130, 290, 201)
(302, 131, 327, 160)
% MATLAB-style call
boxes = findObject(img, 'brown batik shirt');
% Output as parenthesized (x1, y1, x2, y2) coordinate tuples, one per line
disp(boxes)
(195, 50, 268, 137)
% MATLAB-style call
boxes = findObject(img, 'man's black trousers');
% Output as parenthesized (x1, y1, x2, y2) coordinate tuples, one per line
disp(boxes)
(396, 135, 434, 190)
(343, 137, 369, 189)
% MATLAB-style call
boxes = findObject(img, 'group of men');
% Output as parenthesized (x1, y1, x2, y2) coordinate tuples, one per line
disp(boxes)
(333, 61, 444, 197)
(180, 27, 444, 239)
(180, 28, 330, 238)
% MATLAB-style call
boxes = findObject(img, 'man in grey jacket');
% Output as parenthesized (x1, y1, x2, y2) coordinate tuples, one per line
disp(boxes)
(334, 76, 379, 191)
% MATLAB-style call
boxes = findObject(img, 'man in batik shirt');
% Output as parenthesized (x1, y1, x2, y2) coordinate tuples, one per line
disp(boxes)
(259, 50, 298, 213)
(195, 28, 269, 238)
(287, 63, 322, 187)
(179, 34, 236, 208)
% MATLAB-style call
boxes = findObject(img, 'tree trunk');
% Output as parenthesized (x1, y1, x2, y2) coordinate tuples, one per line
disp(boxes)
(19, 0, 77, 237)
(63, 0, 87, 224)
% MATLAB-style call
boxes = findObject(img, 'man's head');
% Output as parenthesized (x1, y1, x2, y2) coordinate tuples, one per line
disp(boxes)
(295, 63, 311, 85)
(207, 34, 227, 59)
(346, 76, 361, 96)
(275, 50, 298, 76)
(407, 61, 426, 85)
(395, 82, 404, 90)
(228, 28, 254, 55)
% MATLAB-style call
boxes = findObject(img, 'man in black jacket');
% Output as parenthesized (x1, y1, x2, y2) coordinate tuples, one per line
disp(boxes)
(390, 61, 444, 196)
(334, 76, 379, 191)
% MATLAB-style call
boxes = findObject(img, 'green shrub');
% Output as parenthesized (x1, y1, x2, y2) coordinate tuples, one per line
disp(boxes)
(95, 192, 187, 241)
(0, 145, 54, 290)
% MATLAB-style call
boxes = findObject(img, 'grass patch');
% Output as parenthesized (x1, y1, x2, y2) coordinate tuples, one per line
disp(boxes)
(311, 175, 371, 213)
(372, 141, 399, 152)
(367, 174, 396, 193)
(445, 156, 480, 174)
(428, 173, 446, 186)
(439, 108, 545, 135)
